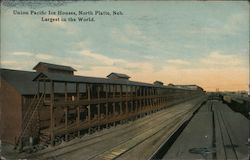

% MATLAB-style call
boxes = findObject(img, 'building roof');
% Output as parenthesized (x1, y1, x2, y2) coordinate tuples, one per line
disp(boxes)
(36, 72, 153, 87)
(33, 72, 197, 91)
(1, 68, 38, 95)
(34, 72, 151, 87)
(174, 84, 198, 87)
(154, 81, 164, 85)
(1, 68, 198, 96)
(171, 84, 204, 90)
(33, 62, 76, 71)
(107, 72, 130, 79)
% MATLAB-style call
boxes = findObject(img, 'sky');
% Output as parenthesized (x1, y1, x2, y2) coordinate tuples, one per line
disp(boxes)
(1, 1, 249, 92)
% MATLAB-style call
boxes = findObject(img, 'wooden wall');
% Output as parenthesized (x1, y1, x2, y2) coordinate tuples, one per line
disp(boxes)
(0, 79, 22, 144)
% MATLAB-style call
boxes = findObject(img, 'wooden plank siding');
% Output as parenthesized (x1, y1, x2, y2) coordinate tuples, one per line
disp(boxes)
(34, 76, 203, 145)
(1, 68, 204, 148)
(0, 79, 22, 144)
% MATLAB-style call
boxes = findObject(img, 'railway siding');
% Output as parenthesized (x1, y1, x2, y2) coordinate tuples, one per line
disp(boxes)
(163, 99, 248, 160)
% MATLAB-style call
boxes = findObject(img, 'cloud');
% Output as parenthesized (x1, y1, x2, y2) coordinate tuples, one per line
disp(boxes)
(160, 67, 248, 91)
(111, 25, 148, 46)
(12, 52, 33, 56)
(1, 60, 18, 65)
(144, 55, 159, 60)
(200, 51, 245, 67)
(79, 49, 154, 73)
(1, 60, 35, 70)
(183, 44, 197, 49)
(80, 50, 116, 65)
(3, 51, 55, 69)
(225, 11, 249, 33)
(166, 59, 190, 66)
(190, 10, 249, 36)
(10, 52, 53, 60)
(78, 50, 248, 91)
(35, 53, 53, 60)
(73, 41, 92, 51)
(2, 50, 248, 92)
(126, 25, 144, 37)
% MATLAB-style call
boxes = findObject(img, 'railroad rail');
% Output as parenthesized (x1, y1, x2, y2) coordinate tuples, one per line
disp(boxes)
(157, 97, 248, 160)
(25, 97, 206, 160)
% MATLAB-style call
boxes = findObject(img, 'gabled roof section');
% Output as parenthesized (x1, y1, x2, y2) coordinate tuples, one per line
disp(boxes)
(33, 62, 76, 71)
(33, 72, 49, 81)
(33, 72, 196, 91)
(154, 81, 164, 86)
(1, 68, 197, 96)
(33, 72, 109, 83)
(1, 68, 38, 95)
(171, 84, 204, 90)
(33, 72, 156, 87)
(107, 72, 130, 80)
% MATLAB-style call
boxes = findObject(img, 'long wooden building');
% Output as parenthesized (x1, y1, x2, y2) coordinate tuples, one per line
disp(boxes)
(0, 62, 204, 151)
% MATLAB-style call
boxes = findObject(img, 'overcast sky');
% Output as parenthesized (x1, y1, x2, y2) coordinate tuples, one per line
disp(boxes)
(1, 1, 249, 91)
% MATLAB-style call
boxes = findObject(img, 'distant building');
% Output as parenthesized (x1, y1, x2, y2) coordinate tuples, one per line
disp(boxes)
(107, 72, 130, 80)
(33, 62, 76, 75)
(154, 81, 164, 86)
(168, 84, 204, 91)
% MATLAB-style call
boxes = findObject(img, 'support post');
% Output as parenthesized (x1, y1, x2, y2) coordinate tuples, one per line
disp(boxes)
(64, 82, 68, 141)
(64, 107, 68, 141)
(120, 85, 122, 115)
(112, 103, 115, 126)
(125, 102, 128, 122)
(87, 105, 91, 134)
(37, 81, 40, 96)
(50, 81, 54, 146)
(143, 87, 146, 114)
(88, 84, 91, 100)
(76, 83, 80, 137)
(37, 81, 41, 132)
(131, 100, 134, 114)
(120, 102, 122, 115)
(97, 104, 100, 130)
(135, 86, 138, 114)
(97, 86, 100, 131)
(135, 100, 138, 119)
(113, 103, 115, 116)
(105, 84, 108, 99)
(105, 103, 108, 128)
(105, 84, 109, 128)
(77, 106, 80, 136)
(43, 79, 46, 101)
(125, 85, 128, 122)
(87, 84, 91, 134)
(139, 87, 142, 117)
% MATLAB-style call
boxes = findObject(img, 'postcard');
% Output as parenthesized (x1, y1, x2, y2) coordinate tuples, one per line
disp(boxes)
(0, 1, 249, 160)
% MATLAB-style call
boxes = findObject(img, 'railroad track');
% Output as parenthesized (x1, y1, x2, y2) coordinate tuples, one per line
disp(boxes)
(28, 102, 190, 159)
(93, 99, 205, 160)
(157, 99, 247, 160)
(27, 97, 205, 160)
(55, 110, 188, 160)
(57, 100, 203, 160)
(44, 109, 188, 159)
(90, 110, 191, 160)
(215, 105, 238, 159)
